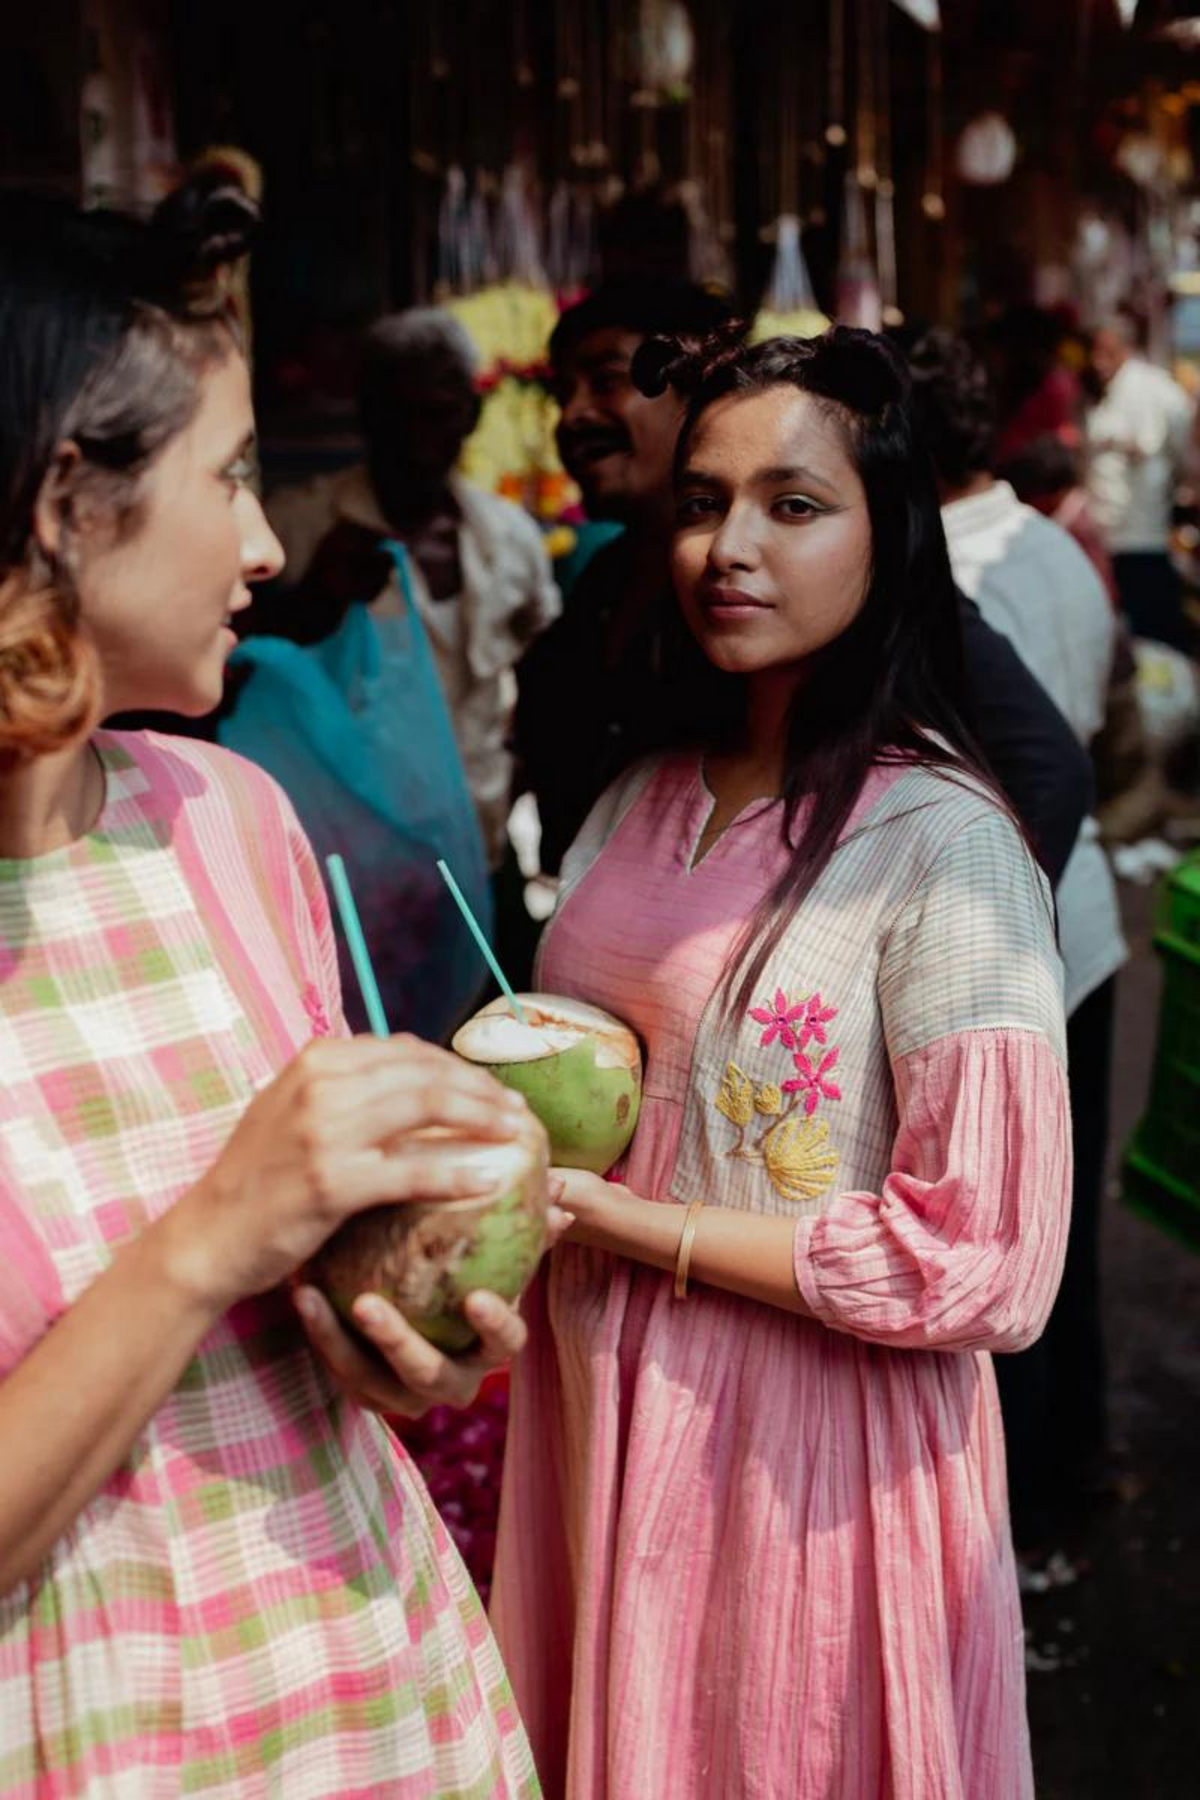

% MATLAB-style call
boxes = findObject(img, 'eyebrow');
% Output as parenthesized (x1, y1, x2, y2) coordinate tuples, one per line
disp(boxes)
(679, 462, 838, 492)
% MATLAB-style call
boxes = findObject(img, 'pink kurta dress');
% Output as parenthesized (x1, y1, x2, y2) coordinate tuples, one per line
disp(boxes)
(0, 732, 537, 1798)
(492, 753, 1071, 1800)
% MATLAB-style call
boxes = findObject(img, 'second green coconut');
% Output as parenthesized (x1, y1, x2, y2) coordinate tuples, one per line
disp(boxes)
(453, 993, 642, 1174)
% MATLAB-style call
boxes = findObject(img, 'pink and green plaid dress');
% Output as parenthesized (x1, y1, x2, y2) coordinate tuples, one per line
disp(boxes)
(0, 731, 538, 1799)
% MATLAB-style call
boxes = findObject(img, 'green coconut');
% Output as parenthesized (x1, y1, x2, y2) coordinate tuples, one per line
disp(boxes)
(303, 1115, 550, 1353)
(452, 994, 642, 1175)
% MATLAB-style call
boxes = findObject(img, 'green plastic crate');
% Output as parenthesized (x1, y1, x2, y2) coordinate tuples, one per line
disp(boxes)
(1151, 935, 1200, 1064)
(1156, 848, 1200, 955)
(1122, 1141, 1200, 1252)
(1121, 854, 1200, 1247)
(1133, 1055, 1200, 1175)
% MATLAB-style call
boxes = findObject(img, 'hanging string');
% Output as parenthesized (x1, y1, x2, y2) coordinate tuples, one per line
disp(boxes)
(779, 0, 800, 217)
(682, 0, 731, 288)
(799, 0, 827, 226)
(827, 0, 848, 149)
(854, 0, 877, 191)
(630, 0, 662, 190)
(555, 0, 584, 186)
(513, 0, 535, 94)
(711, 3, 734, 268)
(922, 19, 946, 222)
(875, 0, 902, 322)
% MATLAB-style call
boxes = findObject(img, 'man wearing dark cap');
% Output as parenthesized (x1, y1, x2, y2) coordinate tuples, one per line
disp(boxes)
(515, 278, 734, 875)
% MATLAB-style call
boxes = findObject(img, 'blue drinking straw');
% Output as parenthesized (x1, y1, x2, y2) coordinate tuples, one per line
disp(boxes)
(436, 859, 529, 1026)
(325, 854, 391, 1039)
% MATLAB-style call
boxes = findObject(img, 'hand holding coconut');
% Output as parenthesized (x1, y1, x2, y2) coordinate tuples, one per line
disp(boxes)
(164, 1032, 534, 1313)
(292, 1282, 531, 1420)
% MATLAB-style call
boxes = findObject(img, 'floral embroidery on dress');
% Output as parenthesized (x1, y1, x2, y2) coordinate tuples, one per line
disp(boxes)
(711, 986, 843, 1202)
(761, 1115, 839, 1203)
(784, 1046, 842, 1115)
(750, 990, 806, 1050)
(796, 992, 838, 1051)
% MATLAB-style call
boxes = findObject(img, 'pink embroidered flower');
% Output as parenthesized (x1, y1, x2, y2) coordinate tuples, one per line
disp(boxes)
(797, 992, 838, 1051)
(302, 983, 331, 1037)
(749, 988, 806, 1050)
(783, 1047, 842, 1116)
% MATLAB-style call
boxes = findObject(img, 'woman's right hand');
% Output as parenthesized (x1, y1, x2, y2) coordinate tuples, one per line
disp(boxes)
(158, 1034, 532, 1314)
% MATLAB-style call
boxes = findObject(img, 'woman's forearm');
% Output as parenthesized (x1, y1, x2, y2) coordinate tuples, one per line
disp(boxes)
(0, 1207, 224, 1597)
(569, 1186, 814, 1317)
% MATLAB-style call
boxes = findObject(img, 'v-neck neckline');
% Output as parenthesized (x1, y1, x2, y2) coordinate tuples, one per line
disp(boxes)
(680, 753, 922, 876)
(685, 758, 780, 874)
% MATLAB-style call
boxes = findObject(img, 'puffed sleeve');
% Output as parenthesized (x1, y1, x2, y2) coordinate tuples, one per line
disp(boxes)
(792, 805, 1071, 1353)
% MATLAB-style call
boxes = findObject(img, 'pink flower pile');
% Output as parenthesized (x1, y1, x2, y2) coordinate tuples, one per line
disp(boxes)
(392, 1372, 510, 1601)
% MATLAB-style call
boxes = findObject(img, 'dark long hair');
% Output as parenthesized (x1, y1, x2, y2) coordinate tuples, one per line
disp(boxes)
(634, 325, 1011, 1015)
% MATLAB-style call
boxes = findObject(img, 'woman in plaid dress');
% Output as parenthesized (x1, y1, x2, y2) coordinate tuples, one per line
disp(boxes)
(0, 202, 540, 1796)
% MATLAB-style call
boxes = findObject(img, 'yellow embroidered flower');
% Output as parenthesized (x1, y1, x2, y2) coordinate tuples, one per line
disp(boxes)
(761, 1116, 839, 1204)
(754, 1082, 783, 1116)
(714, 1062, 755, 1129)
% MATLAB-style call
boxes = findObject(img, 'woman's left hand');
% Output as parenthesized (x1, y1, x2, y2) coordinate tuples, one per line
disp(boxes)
(293, 1285, 526, 1418)
(549, 1168, 626, 1236)
(293, 1200, 576, 1418)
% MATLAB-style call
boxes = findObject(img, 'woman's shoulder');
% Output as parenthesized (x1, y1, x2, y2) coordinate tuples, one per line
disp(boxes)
(863, 755, 1044, 891)
(870, 753, 1013, 826)
(98, 728, 301, 840)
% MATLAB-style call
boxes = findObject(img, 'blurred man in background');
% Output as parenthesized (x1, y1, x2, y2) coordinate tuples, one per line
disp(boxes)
(1086, 315, 1193, 652)
(516, 278, 733, 874)
(262, 308, 560, 876)
(910, 327, 1126, 1570)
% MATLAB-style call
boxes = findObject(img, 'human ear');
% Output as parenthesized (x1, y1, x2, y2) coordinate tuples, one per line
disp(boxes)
(31, 440, 84, 564)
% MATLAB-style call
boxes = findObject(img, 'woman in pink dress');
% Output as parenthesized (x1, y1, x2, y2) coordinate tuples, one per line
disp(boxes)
(0, 202, 541, 1794)
(492, 329, 1072, 1798)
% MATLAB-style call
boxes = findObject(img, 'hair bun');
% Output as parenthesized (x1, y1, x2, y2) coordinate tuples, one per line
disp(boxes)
(144, 166, 260, 305)
(630, 334, 695, 398)
(810, 327, 909, 416)
(631, 319, 751, 400)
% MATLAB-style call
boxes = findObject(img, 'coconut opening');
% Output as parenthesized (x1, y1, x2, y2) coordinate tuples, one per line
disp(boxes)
(454, 993, 640, 1070)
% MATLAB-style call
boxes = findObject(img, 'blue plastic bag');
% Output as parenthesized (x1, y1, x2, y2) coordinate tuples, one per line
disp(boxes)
(219, 543, 492, 1042)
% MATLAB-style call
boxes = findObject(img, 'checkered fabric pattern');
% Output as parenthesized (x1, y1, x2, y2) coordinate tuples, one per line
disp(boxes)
(0, 734, 538, 1798)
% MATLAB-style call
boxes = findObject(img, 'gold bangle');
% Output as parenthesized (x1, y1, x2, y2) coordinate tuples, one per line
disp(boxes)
(673, 1198, 705, 1300)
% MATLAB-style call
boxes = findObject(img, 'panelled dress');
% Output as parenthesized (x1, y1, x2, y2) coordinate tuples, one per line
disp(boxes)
(492, 752, 1072, 1800)
(0, 731, 538, 1799)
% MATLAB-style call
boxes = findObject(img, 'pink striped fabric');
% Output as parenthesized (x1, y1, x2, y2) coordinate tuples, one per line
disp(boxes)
(491, 753, 1071, 1799)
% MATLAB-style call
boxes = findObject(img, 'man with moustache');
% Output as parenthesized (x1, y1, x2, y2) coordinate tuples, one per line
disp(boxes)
(518, 284, 1095, 901)
(516, 279, 735, 876)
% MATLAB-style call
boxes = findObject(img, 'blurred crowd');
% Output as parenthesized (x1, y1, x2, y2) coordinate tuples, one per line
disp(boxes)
(212, 264, 1200, 1593)
(5, 160, 1200, 1797)
(19, 153, 1200, 1616)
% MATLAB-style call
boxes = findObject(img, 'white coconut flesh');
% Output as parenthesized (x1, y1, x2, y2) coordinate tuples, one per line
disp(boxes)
(454, 993, 638, 1070)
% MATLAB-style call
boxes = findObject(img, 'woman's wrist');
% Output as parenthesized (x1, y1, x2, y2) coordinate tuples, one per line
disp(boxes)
(565, 1179, 680, 1273)
(556, 1170, 813, 1317)
(143, 1179, 243, 1322)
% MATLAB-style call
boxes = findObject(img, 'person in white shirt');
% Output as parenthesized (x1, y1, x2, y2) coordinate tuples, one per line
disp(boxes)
(260, 310, 561, 875)
(909, 327, 1127, 1563)
(1085, 315, 1193, 650)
